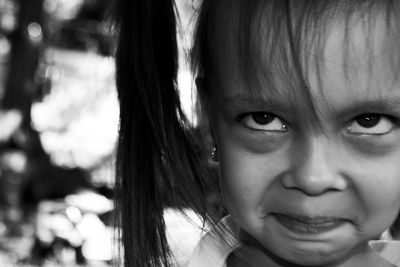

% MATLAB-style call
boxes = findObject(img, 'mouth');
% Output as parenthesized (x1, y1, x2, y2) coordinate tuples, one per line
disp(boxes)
(273, 213, 347, 235)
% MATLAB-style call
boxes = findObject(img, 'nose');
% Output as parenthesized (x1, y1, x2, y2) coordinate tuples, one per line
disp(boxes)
(281, 136, 347, 196)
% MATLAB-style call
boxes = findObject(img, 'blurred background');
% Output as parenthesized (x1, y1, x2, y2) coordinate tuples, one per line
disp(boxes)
(0, 0, 207, 266)
(0, 0, 116, 266)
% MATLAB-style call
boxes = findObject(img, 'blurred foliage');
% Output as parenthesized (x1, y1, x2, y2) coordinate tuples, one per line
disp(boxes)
(44, 0, 112, 55)
(0, 1, 117, 265)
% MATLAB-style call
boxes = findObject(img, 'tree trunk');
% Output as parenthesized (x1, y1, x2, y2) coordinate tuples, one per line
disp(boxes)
(2, 0, 44, 122)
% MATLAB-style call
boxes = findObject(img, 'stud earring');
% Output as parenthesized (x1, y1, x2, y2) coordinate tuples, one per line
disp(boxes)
(211, 146, 218, 161)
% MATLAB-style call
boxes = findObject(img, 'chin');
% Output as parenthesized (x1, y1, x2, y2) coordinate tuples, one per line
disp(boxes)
(256, 236, 352, 267)
(270, 244, 351, 267)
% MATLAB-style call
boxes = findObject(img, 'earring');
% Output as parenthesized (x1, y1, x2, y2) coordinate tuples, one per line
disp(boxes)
(211, 146, 218, 161)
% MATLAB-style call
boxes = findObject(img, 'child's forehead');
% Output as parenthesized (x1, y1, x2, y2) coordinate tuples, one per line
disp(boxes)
(210, 0, 400, 96)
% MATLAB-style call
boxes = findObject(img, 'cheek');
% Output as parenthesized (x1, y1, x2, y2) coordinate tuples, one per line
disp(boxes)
(218, 140, 287, 221)
(354, 159, 400, 231)
(219, 147, 261, 211)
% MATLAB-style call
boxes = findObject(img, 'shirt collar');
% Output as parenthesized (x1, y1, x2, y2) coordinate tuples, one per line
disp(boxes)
(370, 240, 400, 266)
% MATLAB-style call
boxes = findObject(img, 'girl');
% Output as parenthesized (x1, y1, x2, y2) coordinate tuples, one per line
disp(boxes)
(113, 0, 400, 266)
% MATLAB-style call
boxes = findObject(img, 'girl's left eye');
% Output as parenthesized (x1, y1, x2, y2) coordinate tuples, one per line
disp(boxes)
(240, 112, 287, 132)
(347, 113, 396, 135)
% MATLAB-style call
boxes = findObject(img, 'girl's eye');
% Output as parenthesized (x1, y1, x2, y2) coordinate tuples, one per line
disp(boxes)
(347, 113, 395, 135)
(240, 112, 287, 132)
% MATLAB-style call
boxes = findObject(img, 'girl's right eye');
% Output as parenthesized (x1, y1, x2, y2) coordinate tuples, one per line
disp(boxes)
(240, 112, 287, 132)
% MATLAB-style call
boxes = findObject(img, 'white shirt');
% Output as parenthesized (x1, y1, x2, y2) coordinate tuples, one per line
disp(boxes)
(187, 216, 239, 267)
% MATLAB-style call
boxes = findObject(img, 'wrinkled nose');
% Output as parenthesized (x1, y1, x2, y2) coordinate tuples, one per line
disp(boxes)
(281, 136, 347, 196)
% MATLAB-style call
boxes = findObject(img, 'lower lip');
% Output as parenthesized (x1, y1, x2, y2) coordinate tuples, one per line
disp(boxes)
(274, 214, 346, 235)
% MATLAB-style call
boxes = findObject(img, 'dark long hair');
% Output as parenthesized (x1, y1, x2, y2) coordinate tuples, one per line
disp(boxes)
(112, 0, 214, 266)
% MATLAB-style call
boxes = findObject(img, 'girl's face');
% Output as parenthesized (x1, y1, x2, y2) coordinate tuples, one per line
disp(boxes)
(208, 12, 400, 267)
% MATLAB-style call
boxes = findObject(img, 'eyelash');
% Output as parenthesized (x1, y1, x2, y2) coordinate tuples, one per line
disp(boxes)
(238, 112, 399, 136)
(346, 113, 398, 135)
(238, 112, 288, 132)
